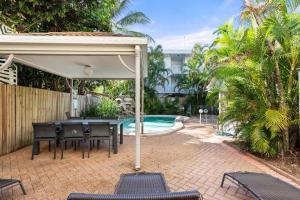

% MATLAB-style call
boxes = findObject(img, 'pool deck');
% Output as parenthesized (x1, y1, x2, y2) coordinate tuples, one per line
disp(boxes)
(0, 118, 299, 200)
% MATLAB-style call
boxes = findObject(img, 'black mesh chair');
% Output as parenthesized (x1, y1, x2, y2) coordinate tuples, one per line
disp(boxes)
(88, 122, 112, 157)
(31, 123, 58, 160)
(61, 123, 88, 159)
(0, 179, 26, 195)
(67, 173, 202, 200)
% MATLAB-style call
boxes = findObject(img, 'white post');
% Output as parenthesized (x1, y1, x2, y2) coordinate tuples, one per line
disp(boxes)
(70, 79, 73, 115)
(199, 109, 203, 125)
(135, 45, 141, 170)
(199, 113, 202, 125)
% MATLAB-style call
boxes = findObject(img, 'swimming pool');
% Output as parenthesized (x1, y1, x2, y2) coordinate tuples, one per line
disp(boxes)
(123, 115, 183, 135)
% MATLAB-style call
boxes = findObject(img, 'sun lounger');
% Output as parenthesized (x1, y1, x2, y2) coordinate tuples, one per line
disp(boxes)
(0, 179, 26, 195)
(68, 172, 202, 200)
(221, 172, 300, 200)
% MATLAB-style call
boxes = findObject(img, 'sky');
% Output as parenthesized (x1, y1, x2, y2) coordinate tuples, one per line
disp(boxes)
(127, 0, 243, 50)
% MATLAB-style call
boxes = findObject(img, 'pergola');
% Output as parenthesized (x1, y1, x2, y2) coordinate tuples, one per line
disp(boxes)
(0, 32, 148, 170)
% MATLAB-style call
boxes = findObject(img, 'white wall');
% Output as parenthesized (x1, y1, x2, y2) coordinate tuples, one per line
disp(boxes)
(156, 52, 191, 94)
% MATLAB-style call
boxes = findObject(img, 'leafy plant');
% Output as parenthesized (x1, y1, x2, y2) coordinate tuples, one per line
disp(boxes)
(162, 97, 181, 115)
(144, 45, 176, 115)
(81, 104, 99, 118)
(174, 44, 214, 114)
(98, 97, 120, 118)
(208, 0, 300, 157)
(145, 45, 171, 90)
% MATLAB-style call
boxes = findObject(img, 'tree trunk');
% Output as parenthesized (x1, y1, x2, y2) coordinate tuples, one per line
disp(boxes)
(78, 80, 85, 95)
(274, 60, 289, 153)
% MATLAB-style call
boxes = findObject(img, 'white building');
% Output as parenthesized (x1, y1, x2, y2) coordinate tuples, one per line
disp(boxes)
(156, 49, 192, 96)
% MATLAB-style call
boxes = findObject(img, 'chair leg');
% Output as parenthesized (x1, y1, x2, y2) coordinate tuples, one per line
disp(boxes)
(53, 141, 56, 159)
(74, 141, 77, 151)
(18, 181, 26, 195)
(221, 174, 227, 188)
(108, 139, 111, 158)
(65, 141, 67, 150)
(61, 140, 64, 159)
(49, 141, 51, 152)
(81, 141, 85, 159)
(31, 142, 35, 160)
(88, 139, 90, 158)
(97, 140, 100, 149)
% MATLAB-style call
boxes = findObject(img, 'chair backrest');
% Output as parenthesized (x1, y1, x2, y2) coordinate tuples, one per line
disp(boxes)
(32, 123, 57, 139)
(62, 123, 84, 138)
(67, 190, 202, 200)
(65, 112, 71, 119)
(88, 122, 111, 137)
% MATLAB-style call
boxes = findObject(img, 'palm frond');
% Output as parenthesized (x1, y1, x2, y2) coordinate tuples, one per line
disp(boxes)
(117, 11, 150, 26)
(285, 0, 300, 12)
(265, 109, 289, 132)
(113, 0, 131, 18)
(114, 26, 154, 43)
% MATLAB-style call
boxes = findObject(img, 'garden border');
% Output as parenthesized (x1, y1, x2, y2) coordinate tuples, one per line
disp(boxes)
(222, 141, 300, 185)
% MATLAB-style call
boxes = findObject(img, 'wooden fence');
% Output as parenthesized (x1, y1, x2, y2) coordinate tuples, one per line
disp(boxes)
(0, 84, 89, 156)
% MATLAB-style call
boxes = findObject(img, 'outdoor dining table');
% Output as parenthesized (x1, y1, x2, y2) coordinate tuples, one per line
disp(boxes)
(33, 119, 124, 155)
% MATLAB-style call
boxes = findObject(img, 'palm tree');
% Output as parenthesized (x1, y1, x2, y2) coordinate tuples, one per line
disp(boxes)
(209, 1, 300, 156)
(107, 0, 153, 41)
(173, 44, 213, 113)
(145, 45, 171, 90)
(240, 0, 300, 153)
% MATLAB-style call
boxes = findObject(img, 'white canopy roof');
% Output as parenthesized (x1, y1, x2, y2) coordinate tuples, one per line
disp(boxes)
(0, 32, 148, 79)
(0, 32, 146, 170)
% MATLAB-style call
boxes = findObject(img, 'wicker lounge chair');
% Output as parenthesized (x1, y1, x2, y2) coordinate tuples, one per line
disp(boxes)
(0, 179, 26, 195)
(67, 172, 202, 200)
(221, 172, 300, 200)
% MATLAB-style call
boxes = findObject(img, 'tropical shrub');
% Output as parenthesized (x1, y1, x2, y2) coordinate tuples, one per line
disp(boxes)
(144, 45, 174, 114)
(208, 0, 300, 157)
(174, 44, 213, 114)
(98, 97, 120, 118)
(81, 104, 99, 117)
(163, 97, 181, 115)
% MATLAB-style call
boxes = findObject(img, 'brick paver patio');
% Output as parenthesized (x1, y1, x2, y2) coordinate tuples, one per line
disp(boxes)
(0, 119, 299, 200)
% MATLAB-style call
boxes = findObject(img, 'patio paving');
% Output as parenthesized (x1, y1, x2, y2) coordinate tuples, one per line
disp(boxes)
(0, 119, 299, 200)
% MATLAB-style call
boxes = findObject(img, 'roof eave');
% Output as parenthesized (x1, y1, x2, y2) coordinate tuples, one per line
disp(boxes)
(0, 35, 148, 45)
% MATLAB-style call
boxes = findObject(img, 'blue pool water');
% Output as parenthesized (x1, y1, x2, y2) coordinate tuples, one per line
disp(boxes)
(123, 115, 176, 134)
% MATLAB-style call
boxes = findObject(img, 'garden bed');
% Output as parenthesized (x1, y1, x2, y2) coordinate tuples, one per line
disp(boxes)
(224, 141, 300, 182)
